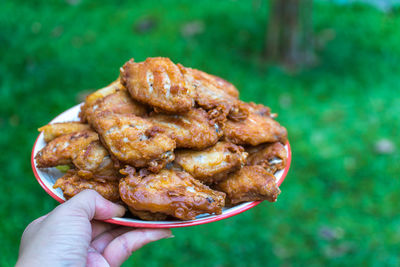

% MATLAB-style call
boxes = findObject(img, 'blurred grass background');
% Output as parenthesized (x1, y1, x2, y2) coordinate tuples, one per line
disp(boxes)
(1, 0, 400, 266)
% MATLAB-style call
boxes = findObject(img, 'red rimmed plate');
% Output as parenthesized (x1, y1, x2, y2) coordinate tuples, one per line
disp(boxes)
(31, 104, 291, 228)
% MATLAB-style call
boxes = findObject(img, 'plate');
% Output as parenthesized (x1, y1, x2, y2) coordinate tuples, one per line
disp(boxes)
(31, 104, 291, 228)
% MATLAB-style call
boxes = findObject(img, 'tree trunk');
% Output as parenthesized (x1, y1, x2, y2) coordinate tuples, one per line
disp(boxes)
(264, 0, 315, 70)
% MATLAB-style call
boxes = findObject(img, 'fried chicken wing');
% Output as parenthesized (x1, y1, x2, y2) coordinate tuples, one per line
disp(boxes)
(174, 141, 248, 184)
(38, 122, 91, 142)
(92, 113, 175, 172)
(54, 170, 120, 202)
(79, 78, 124, 122)
(73, 140, 120, 181)
(178, 65, 246, 123)
(82, 88, 148, 123)
(121, 58, 195, 113)
(178, 64, 239, 98)
(119, 169, 226, 220)
(223, 102, 287, 146)
(86, 78, 124, 103)
(246, 142, 287, 174)
(148, 108, 222, 150)
(36, 130, 120, 180)
(81, 85, 175, 172)
(215, 166, 280, 205)
(35, 130, 99, 168)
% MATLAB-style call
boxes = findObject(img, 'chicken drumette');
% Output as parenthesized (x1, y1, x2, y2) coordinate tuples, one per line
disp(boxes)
(174, 141, 247, 184)
(35, 130, 99, 168)
(215, 166, 280, 205)
(223, 102, 287, 146)
(178, 65, 247, 123)
(54, 170, 120, 202)
(246, 141, 288, 174)
(119, 168, 225, 220)
(148, 108, 222, 150)
(38, 122, 91, 142)
(35, 128, 120, 181)
(91, 113, 176, 172)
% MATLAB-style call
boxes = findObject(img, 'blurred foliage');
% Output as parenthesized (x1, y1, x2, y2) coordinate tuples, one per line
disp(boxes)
(1, 0, 400, 266)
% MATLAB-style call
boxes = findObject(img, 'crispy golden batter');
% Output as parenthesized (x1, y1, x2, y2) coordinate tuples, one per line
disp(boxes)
(54, 170, 120, 202)
(184, 66, 235, 109)
(223, 102, 287, 146)
(246, 142, 287, 174)
(82, 88, 176, 172)
(86, 78, 124, 104)
(148, 108, 222, 150)
(35, 130, 99, 168)
(79, 78, 124, 122)
(82, 89, 148, 123)
(128, 207, 168, 221)
(121, 58, 195, 113)
(178, 65, 245, 123)
(119, 169, 226, 220)
(92, 113, 175, 172)
(36, 130, 120, 180)
(178, 64, 239, 98)
(38, 122, 91, 142)
(215, 166, 280, 205)
(174, 141, 248, 184)
(73, 140, 108, 172)
(82, 89, 155, 170)
(73, 141, 120, 181)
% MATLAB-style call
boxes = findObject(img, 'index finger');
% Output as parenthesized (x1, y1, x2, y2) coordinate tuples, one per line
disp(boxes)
(103, 228, 172, 267)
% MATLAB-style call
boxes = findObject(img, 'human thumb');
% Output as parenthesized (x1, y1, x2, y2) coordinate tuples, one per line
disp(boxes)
(56, 190, 126, 220)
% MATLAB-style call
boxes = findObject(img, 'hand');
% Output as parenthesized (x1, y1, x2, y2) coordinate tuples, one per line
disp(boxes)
(16, 190, 172, 267)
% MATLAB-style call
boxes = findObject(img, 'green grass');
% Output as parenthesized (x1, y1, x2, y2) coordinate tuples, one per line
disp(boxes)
(1, 0, 400, 266)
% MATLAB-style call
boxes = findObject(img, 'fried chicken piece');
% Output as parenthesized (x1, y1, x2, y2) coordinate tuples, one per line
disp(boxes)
(148, 108, 222, 150)
(81, 87, 148, 123)
(81, 83, 175, 172)
(215, 166, 280, 205)
(82, 89, 154, 170)
(246, 142, 287, 174)
(36, 129, 120, 180)
(38, 122, 91, 142)
(178, 65, 246, 123)
(35, 130, 99, 168)
(92, 113, 175, 172)
(79, 78, 124, 122)
(53, 170, 120, 202)
(119, 169, 226, 220)
(174, 141, 248, 184)
(86, 78, 124, 103)
(178, 65, 239, 98)
(121, 58, 195, 113)
(73, 141, 120, 181)
(223, 102, 287, 146)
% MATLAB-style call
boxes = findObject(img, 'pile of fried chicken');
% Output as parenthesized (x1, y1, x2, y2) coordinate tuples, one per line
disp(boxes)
(35, 57, 288, 221)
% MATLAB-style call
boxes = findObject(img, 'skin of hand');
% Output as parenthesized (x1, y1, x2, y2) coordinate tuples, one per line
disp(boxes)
(16, 190, 172, 267)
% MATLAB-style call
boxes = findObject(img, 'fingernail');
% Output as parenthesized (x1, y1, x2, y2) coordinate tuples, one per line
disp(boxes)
(114, 204, 127, 217)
